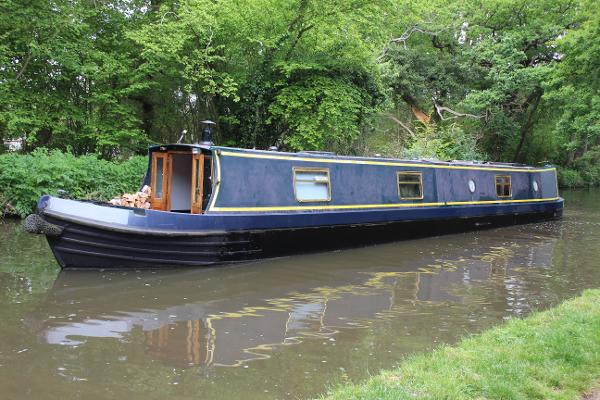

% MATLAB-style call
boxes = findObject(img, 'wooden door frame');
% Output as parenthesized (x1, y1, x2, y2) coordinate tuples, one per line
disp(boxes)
(151, 150, 207, 213)
(191, 153, 205, 214)
(165, 150, 195, 212)
(150, 152, 168, 210)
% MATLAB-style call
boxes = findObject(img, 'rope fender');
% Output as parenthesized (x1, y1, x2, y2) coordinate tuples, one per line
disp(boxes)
(23, 214, 63, 237)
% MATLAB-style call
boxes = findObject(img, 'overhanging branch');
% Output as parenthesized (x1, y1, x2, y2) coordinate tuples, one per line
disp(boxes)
(378, 22, 450, 62)
(433, 99, 483, 121)
(384, 113, 416, 138)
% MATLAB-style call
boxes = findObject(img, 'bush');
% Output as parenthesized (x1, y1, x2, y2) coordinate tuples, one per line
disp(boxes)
(368, 123, 486, 161)
(558, 167, 585, 188)
(572, 147, 600, 186)
(558, 147, 600, 188)
(0, 149, 148, 217)
(402, 125, 485, 161)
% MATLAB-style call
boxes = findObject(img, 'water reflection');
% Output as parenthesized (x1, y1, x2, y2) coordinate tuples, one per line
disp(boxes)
(5, 190, 600, 399)
(36, 230, 558, 369)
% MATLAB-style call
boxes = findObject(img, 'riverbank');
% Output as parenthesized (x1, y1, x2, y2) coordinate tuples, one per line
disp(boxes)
(321, 289, 600, 400)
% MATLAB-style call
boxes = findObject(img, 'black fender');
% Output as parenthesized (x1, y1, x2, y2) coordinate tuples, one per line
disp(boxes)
(23, 214, 63, 237)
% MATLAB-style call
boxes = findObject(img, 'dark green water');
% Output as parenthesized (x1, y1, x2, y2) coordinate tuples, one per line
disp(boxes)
(1, 190, 600, 400)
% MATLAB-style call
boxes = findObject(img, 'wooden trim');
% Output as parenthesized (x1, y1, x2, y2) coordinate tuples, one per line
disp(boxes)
(150, 152, 168, 210)
(495, 174, 512, 198)
(165, 150, 198, 155)
(165, 153, 173, 211)
(397, 171, 424, 200)
(153, 150, 203, 212)
(191, 154, 205, 214)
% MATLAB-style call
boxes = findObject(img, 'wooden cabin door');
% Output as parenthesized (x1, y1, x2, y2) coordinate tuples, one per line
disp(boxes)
(190, 153, 205, 214)
(151, 152, 169, 210)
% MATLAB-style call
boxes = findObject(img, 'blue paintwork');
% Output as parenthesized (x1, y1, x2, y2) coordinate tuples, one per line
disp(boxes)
(213, 148, 558, 209)
(38, 195, 563, 234)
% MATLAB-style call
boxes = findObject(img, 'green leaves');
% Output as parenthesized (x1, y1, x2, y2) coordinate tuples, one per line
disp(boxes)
(211, 0, 389, 150)
(0, 0, 598, 185)
(377, 0, 589, 168)
(269, 75, 369, 151)
(0, 150, 147, 217)
(542, 0, 600, 170)
(0, 0, 151, 155)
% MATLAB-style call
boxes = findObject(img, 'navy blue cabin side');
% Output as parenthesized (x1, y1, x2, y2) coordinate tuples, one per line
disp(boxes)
(208, 148, 558, 212)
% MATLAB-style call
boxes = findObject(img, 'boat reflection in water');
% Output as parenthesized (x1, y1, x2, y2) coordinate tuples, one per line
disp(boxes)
(36, 229, 558, 369)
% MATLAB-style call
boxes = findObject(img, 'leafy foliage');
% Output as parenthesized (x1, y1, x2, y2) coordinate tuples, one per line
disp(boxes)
(269, 74, 375, 151)
(0, 0, 599, 185)
(0, 0, 150, 156)
(0, 150, 147, 217)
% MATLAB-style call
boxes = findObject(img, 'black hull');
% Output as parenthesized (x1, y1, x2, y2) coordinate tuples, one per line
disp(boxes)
(44, 210, 561, 269)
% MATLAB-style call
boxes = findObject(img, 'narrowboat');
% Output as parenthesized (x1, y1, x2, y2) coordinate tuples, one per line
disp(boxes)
(24, 122, 563, 269)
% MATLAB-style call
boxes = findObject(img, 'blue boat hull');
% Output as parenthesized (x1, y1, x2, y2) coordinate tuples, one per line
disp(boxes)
(31, 196, 563, 269)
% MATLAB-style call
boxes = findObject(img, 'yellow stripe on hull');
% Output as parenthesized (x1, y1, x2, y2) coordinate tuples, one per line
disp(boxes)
(210, 197, 561, 213)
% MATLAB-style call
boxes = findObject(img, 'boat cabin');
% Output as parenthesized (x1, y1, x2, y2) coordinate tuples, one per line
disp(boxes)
(144, 144, 213, 214)
(142, 142, 559, 217)
(138, 120, 559, 217)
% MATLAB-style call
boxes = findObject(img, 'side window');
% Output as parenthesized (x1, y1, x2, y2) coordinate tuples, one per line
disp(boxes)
(293, 168, 331, 202)
(495, 175, 512, 197)
(397, 172, 423, 200)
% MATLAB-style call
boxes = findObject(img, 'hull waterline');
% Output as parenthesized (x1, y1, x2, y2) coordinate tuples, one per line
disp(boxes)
(28, 197, 563, 269)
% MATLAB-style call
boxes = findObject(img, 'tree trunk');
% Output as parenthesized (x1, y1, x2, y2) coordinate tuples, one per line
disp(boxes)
(401, 94, 430, 125)
(513, 88, 542, 163)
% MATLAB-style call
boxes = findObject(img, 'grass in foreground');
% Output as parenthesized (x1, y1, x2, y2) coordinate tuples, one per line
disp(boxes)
(322, 289, 600, 400)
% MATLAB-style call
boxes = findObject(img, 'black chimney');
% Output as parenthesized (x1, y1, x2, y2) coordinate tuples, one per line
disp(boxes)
(200, 120, 216, 145)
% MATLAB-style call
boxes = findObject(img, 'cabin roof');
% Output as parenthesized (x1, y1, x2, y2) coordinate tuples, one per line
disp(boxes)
(149, 143, 550, 170)
(149, 143, 211, 152)
(211, 146, 549, 170)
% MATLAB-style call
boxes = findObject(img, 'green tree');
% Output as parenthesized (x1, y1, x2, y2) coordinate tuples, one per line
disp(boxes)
(213, 0, 389, 150)
(544, 0, 600, 179)
(0, 0, 149, 156)
(0, 0, 598, 185)
(378, 0, 581, 163)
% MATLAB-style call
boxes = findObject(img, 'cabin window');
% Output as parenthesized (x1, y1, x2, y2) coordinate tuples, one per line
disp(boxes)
(293, 168, 331, 202)
(533, 180, 539, 192)
(495, 175, 512, 197)
(397, 172, 423, 200)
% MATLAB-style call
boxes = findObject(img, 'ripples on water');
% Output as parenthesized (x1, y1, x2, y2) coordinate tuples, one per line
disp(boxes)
(1, 190, 599, 399)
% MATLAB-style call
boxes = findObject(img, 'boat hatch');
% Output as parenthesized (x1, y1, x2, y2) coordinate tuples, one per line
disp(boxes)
(150, 148, 213, 214)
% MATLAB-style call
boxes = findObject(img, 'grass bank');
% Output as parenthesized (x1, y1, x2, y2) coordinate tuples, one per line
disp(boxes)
(322, 289, 600, 400)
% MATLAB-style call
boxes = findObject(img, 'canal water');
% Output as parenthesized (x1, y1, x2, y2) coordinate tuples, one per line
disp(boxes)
(1, 190, 599, 400)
